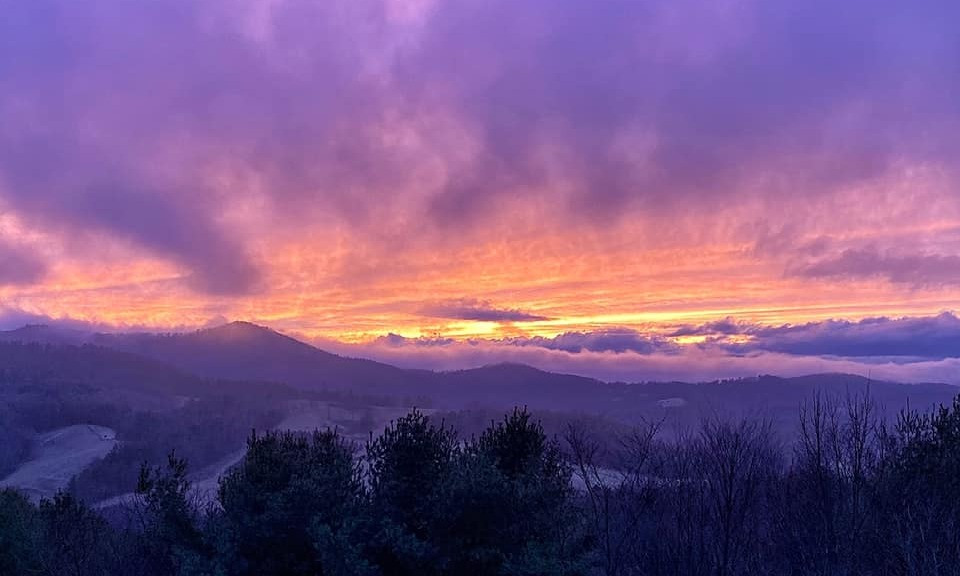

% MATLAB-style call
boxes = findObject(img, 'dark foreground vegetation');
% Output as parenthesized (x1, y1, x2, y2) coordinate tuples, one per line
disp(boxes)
(4, 392, 960, 576)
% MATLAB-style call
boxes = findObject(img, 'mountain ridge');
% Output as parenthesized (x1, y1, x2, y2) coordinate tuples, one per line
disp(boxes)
(1, 321, 956, 421)
(1, 321, 954, 389)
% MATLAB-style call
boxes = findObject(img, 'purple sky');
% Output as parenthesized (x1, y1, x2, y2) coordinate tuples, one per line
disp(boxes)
(1, 0, 959, 382)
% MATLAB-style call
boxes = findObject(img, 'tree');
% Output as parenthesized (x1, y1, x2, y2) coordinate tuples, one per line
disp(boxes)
(134, 452, 209, 575)
(216, 429, 362, 576)
(473, 408, 589, 576)
(439, 442, 513, 575)
(647, 419, 779, 576)
(871, 396, 960, 575)
(775, 390, 882, 575)
(0, 488, 40, 575)
(36, 491, 112, 576)
(696, 418, 780, 576)
(365, 409, 457, 576)
(567, 418, 662, 576)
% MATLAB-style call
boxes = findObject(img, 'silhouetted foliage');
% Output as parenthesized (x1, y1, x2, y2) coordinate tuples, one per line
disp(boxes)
(475, 408, 587, 575)
(215, 429, 363, 576)
(870, 396, 960, 575)
(364, 409, 457, 575)
(0, 488, 40, 574)
(134, 453, 209, 575)
(35, 491, 113, 576)
(70, 398, 283, 502)
(10, 397, 960, 576)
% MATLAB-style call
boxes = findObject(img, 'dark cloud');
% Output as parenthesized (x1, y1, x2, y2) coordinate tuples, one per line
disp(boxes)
(747, 314, 960, 359)
(405, 0, 960, 222)
(673, 313, 960, 360)
(382, 328, 675, 355)
(401, 313, 960, 360)
(0, 241, 46, 286)
(790, 248, 960, 287)
(670, 318, 749, 338)
(337, 313, 960, 382)
(508, 331, 677, 355)
(0, 0, 388, 294)
(1, 0, 958, 289)
(420, 300, 551, 322)
(328, 329, 960, 384)
(390, 314, 960, 361)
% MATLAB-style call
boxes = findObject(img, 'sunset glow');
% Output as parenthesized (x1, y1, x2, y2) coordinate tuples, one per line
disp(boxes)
(2, 0, 959, 382)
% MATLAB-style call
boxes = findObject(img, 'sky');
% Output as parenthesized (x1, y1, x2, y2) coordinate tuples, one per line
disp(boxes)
(1, 0, 959, 382)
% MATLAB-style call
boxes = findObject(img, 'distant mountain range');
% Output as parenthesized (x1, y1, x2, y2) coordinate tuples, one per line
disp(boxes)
(2, 321, 957, 428)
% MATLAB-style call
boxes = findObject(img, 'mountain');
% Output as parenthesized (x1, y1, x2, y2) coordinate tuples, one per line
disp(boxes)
(0, 339, 304, 404)
(434, 363, 609, 409)
(0, 322, 956, 422)
(0, 325, 90, 346)
(91, 322, 434, 397)
(90, 324, 620, 407)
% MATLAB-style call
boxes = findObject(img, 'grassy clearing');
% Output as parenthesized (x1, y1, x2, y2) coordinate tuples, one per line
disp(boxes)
(0, 424, 117, 501)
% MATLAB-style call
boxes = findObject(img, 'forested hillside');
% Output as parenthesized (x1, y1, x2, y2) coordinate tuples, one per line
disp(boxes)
(5, 395, 960, 575)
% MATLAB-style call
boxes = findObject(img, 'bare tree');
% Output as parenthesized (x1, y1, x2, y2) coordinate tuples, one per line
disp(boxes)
(695, 417, 780, 576)
(567, 418, 662, 576)
(779, 387, 882, 575)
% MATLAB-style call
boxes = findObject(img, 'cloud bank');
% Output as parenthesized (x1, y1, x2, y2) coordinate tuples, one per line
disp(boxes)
(320, 313, 960, 383)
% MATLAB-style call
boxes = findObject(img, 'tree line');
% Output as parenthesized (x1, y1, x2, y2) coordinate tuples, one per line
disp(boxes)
(3, 393, 960, 576)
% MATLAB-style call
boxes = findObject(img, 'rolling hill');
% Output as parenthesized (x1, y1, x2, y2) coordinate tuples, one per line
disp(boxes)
(92, 322, 432, 396)
(1, 322, 956, 421)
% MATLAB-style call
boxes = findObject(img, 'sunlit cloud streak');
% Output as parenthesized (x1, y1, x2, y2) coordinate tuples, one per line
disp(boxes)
(420, 300, 551, 322)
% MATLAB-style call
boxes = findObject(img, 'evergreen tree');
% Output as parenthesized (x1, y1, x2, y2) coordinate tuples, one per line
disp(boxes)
(0, 488, 40, 575)
(365, 409, 457, 576)
(475, 408, 588, 576)
(135, 452, 209, 575)
(36, 491, 112, 576)
(216, 429, 362, 576)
